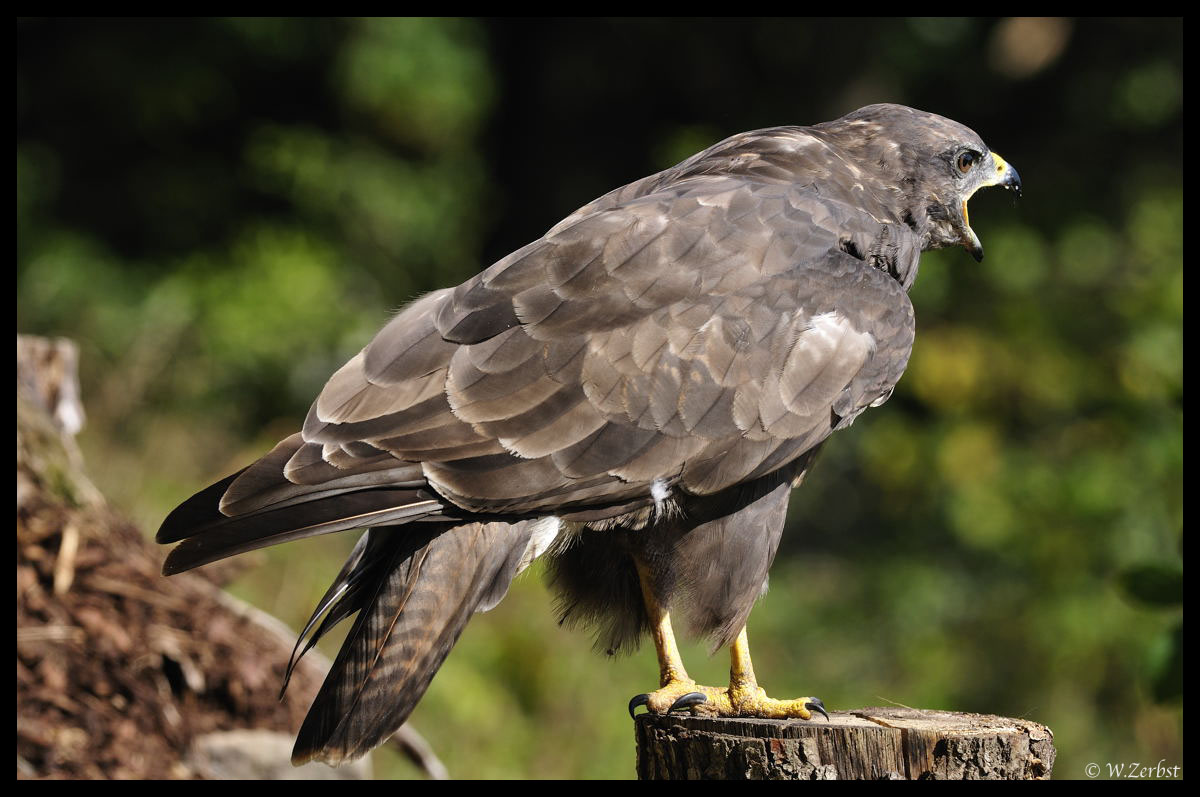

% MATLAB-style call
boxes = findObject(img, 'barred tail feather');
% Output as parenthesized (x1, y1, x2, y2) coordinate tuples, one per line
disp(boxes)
(291, 519, 535, 766)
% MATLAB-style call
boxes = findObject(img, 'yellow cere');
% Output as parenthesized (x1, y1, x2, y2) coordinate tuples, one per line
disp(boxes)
(990, 152, 1011, 181)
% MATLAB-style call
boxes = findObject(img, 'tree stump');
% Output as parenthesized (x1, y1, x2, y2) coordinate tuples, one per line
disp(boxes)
(16, 334, 446, 779)
(635, 707, 1054, 780)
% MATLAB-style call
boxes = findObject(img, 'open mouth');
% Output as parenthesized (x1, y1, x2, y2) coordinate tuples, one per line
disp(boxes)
(962, 152, 1022, 261)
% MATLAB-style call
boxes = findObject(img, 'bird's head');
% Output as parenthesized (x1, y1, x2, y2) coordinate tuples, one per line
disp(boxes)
(826, 104, 1022, 262)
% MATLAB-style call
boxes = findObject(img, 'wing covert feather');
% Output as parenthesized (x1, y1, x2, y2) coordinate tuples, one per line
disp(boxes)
(241, 176, 916, 518)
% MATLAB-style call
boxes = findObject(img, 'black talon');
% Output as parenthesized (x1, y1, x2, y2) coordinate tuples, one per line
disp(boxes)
(628, 693, 651, 718)
(668, 692, 708, 713)
(805, 697, 830, 721)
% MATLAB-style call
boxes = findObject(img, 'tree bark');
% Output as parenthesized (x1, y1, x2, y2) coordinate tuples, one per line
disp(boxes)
(635, 706, 1055, 780)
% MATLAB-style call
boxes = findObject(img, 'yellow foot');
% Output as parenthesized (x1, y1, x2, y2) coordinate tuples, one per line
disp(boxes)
(629, 679, 829, 721)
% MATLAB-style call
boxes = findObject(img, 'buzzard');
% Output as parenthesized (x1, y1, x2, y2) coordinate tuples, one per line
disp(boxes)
(158, 104, 1020, 765)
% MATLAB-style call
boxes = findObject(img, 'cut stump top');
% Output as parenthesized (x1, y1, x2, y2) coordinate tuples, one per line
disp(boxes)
(635, 706, 1054, 780)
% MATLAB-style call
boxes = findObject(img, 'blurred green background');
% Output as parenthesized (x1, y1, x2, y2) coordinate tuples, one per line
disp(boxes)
(17, 18, 1181, 779)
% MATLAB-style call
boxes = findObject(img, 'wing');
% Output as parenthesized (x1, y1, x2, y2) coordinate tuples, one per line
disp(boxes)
(165, 170, 917, 569)
(293, 176, 915, 510)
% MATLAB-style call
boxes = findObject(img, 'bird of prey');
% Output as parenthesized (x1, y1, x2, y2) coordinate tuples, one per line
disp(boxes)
(158, 104, 1020, 766)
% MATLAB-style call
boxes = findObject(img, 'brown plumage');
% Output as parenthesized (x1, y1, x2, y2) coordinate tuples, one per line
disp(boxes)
(158, 104, 1020, 765)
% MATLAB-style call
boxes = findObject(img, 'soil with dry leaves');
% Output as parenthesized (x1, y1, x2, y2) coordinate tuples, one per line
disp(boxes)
(16, 369, 321, 778)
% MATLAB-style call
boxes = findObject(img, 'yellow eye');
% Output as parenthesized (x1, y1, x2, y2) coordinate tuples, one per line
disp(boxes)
(956, 150, 980, 174)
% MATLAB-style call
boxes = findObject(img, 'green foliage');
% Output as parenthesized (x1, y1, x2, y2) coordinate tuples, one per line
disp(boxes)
(18, 18, 1181, 779)
(1120, 564, 1183, 609)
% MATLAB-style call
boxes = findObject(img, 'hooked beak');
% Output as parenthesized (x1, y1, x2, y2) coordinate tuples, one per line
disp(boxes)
(962, 152, 1022, 262)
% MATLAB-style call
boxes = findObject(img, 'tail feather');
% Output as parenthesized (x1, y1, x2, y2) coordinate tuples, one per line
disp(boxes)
(160, 438, 543, 766)
(290, 519, 535, 766)
(281, 529, 398, 695)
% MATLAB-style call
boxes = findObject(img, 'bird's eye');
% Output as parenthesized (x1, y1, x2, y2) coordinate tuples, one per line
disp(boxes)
(956, 150, 980, 174)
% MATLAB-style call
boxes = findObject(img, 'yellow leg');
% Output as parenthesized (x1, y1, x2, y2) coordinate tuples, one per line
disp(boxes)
(638, 564, 690, 688)
(627, 562, 710, 715)
(724, 627, 828, 719)
(630, 569, 828, 720)
(730, 626, 760, 692)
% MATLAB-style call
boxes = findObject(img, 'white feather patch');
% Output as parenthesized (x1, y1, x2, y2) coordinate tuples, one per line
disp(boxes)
(515, 516, 561, 575)
(651, 478, 670, 507)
